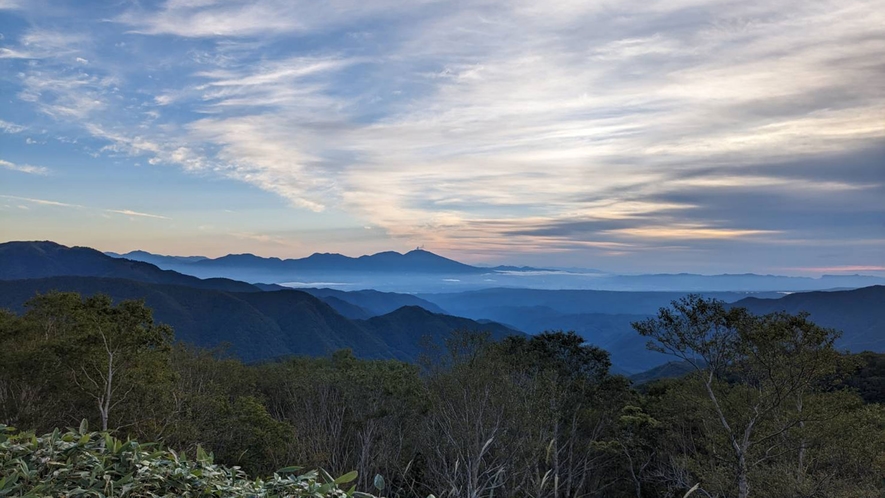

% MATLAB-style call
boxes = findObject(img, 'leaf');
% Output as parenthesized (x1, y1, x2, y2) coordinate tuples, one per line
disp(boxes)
(335, 471, 358, 485)
(276, 466, 302, 474)
(79, 419, 89, 435)
(373, 474, 385, 491)
(318, 468, 335, 484)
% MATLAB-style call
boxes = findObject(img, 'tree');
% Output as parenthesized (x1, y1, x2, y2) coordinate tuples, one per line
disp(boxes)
(69, 296, 173, 431)
(21, 293, 174, 432)
(633, 296, 842, 498)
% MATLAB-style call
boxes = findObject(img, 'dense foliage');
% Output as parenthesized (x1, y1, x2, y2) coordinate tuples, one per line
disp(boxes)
(0, 422, 370, 497)
(1, 291, 884, 497)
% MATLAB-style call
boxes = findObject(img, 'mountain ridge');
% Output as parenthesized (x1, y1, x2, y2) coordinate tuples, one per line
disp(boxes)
(0, 241, 260, 293)
(105, 248, 885, 292)
(0, 276, 520, 363)
(115, 248, 486, 274)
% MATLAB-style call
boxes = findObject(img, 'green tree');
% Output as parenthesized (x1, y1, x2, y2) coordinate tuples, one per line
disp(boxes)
(1, 292, 174, 434)
(634, 296, 843, 498)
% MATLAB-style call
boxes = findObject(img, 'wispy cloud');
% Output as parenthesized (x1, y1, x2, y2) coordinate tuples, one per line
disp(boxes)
(106, 209, 169, 220)
(0, 195, 168, 221)
(0, 159, 49, 175)
(0, 194, 83, 208)
(1, 0, 882, 269)
(0, 119, 26, 133)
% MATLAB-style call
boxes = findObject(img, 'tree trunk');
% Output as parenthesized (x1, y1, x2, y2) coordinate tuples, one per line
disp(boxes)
(101, 351, 114, 432)
(797, 395, 806, 474)
(737, 452, 750, 498)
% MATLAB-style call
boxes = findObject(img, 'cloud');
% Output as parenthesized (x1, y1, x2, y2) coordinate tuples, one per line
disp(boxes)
(105, 209, 170, 220)
(785, 265, 885, 273)
(0, 159, 49, 175)
(0, 47, 34, 59)
(0, 194, 83, 208)
(116, 0, 435, 38)
(0, 119, 26, 133)
(229, 231, 290, 245)
(2, 0, 883, 269)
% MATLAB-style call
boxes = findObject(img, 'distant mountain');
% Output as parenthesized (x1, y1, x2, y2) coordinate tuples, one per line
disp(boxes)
(111, 248, 484, 276)
(0, 277, 520, 363)
(105, 248, 563, 286)
(106, 250, 208, 267)
(104, 248, 885, 292)
(355, 306, 520, 358)
(0, 241, 259, 293)
(735, 286, 885, 351)
(318, 295, 374, 320)
(416, 289, 777, 372)
(630, 286, 885, 384)
(602, 273, 885, 292)
(419, 287, 885, 372)
(485, 265, 556, 272)
(302, 288, 447, 316)
(629, 361, 698, 385)
(419, 288, 781, 317)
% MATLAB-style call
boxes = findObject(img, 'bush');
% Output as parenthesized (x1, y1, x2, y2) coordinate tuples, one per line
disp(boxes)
(0, 422, 373, 498)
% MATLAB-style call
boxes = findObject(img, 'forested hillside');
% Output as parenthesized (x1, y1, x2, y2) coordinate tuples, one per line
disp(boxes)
(1, 292, 883, 497)
(0, 277, 516, 362)
(3, 242, 884, 372)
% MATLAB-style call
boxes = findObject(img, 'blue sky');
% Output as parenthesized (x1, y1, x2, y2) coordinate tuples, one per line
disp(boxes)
(0, 0, 883, 274)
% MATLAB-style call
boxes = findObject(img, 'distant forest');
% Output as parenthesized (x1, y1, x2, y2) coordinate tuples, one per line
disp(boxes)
(1, 292, 884, 497)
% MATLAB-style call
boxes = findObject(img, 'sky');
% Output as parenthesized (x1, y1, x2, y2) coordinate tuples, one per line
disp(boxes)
(0, 0, 883, 275)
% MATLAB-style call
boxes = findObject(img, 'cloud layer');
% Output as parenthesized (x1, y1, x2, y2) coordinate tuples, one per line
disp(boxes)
(0, 0, 882, 270)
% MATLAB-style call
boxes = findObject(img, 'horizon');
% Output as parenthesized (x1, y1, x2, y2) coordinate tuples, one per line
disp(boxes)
(5, 239, 885, 279)
(1, 0, 884, 275)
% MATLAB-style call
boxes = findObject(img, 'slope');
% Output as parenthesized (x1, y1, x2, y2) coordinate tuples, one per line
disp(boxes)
(735, 286, 885, 351)
(0, 277, 518, 363)
(355, 305, 522, 358)
(302, 288, 447, 316)
(0, 241, 259, 293)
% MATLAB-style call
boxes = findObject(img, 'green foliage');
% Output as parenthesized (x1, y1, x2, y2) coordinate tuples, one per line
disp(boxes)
(0, 292, 175, 436)
(2, 291, 884, 497)
(844, 351, 885, 403)
(633, 296, 885, 498)
(0, 423, 371, 498)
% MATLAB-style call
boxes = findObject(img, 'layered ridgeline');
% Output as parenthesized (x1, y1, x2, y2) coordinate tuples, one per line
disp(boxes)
(106, 247, 885, 292)
(0, 240, 260, 293)
(2, 241, 883, 372)
(0, 241, 518, 362)
(736, 287, 885, 351)
(107, 246, 508, 282)
(417, 287, 885, 372)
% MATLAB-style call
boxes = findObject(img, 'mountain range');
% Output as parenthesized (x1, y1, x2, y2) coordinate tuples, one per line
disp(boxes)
(105, 248, 885, 293)
(0, 241, 259, 293)
(737, 287, 885, 351)
(0, 241, 519, 362)
(108, 247, 497, 276)
(1, 240, 883, 372)
(416, 286, 885, 371)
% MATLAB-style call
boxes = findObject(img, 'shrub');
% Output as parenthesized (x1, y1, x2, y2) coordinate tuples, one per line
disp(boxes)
(0, 422, 373, 498)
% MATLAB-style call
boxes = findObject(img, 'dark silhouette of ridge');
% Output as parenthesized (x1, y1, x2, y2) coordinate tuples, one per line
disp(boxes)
(0, 241, 258, 293)
(0, 277, 521, 363)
